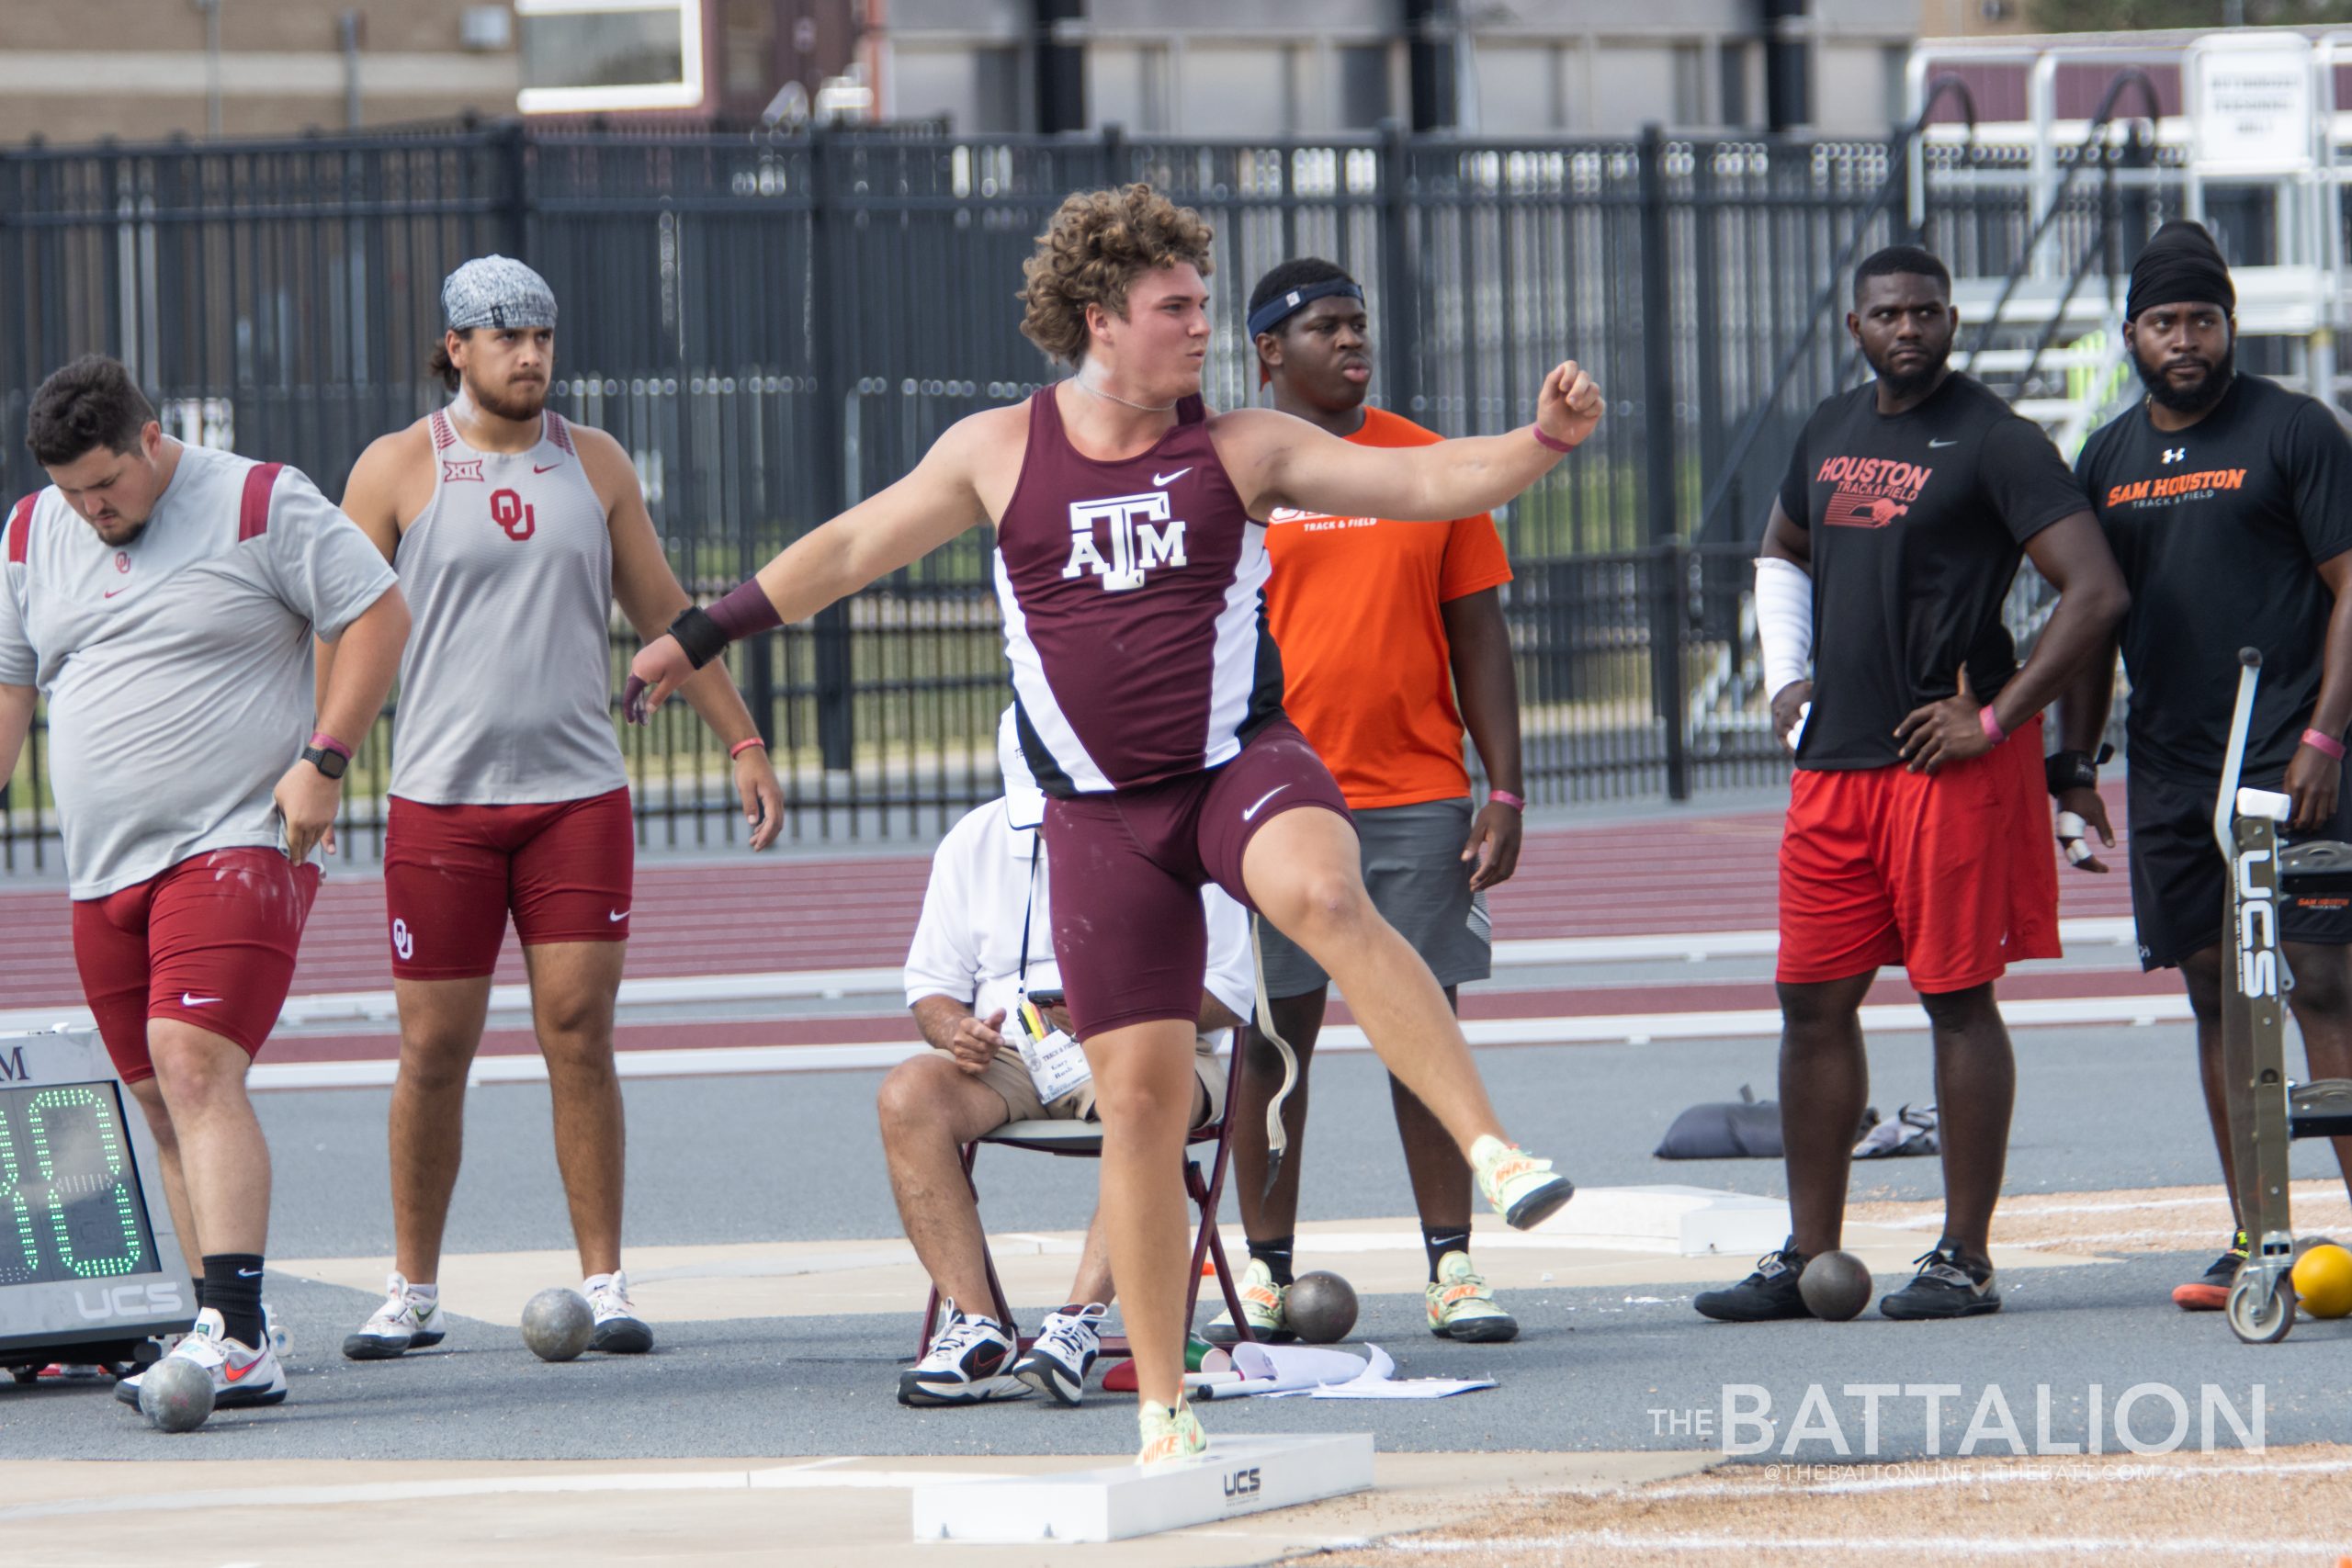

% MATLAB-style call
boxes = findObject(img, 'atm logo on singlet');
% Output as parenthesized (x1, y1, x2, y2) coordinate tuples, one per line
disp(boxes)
(1063, 492, 1187, 592)
(2103, 468, 2248, 508)
(1816, 456, 1933, 529)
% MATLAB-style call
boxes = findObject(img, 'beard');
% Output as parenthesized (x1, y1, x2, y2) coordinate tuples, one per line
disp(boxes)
(469, 373, 548, 423)
(2136, 342, 2234, 414)
(1863, 340, 1950, 401)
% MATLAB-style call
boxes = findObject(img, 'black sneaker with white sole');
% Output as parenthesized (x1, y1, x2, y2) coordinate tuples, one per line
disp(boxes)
(1692, 1240, 1810, 1322)
(1880, 1244, 2001, 1319)
(899, 1303, 1027, 1407)
(1012, 1303, 1104, 1406)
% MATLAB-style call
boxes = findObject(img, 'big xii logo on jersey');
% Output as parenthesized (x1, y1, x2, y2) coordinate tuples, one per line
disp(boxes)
(1063, 491, 1187, 592)
(1817, 456, 1933, 529)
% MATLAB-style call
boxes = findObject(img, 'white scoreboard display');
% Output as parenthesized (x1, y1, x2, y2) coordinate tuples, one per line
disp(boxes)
(0, 1030, 191, 1371)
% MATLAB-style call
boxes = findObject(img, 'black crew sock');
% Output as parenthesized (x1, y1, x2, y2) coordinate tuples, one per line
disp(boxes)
(192, 1277, 205, 1314)
(1422, 1225, 1472, 1282)
(1248, 1235, 1296, 1288)
(201, 1254, 266, 1350)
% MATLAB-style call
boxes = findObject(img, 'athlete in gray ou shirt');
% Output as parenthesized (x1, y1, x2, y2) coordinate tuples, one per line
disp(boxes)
(0, 353, 409, 1409)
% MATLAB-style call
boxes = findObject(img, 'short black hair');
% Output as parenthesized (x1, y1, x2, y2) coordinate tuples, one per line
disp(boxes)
(26, 355, 157, 468)
(428, 329, 473, 393)
(1852, 244, 1951, 305)
(1248, 257, 1357, 331)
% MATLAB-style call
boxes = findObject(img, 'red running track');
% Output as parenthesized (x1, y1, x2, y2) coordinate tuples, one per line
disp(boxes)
(0, 795, 2139, 1011)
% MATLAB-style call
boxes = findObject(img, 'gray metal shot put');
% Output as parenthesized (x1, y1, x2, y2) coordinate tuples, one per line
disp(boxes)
(1799, 1251, 1872, 1322)
(521, 1287, 595, 1361)
(138, 1357, 215, 1432)
(1285, 1270, 1359, 1344)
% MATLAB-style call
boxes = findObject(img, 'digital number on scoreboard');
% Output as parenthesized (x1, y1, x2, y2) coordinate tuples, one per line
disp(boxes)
(0, 1079, 159, 1287)
(0, 1031, 189, 1355)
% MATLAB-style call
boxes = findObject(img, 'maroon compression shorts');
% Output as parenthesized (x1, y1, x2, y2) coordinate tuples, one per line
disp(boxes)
(1041, 718, 1351, 1038)
(383, 786, 635, 980)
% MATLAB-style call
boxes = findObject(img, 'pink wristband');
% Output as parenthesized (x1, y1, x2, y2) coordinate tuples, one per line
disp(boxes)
(2303, 728, 2346, 761)
(1978, 705, 2007, 746)
(729, 737, 768, 760)
(1487, 789, 1526, 810)
(1530, 425, 1574, 455)
(308, 730, 351, 761)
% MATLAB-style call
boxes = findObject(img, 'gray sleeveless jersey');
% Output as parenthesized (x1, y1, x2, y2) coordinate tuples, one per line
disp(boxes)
(389, 408, 628, 805)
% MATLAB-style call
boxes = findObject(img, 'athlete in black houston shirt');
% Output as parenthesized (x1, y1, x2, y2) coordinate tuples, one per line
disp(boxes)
(1699, 245, 2128, 1325)
(2058, 220, 2352, 1311)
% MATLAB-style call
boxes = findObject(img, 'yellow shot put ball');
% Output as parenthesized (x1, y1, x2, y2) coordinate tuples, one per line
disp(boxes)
(2291, 1243, 2352, 1319)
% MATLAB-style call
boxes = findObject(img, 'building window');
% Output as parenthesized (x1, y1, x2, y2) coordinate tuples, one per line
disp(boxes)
(1340, 43, 1392, 130)
(1719, 39, 1748, 129)
(1673, 42, 1705, 126)
(724, 0, 775, 97)
(517, 0, 705, 114)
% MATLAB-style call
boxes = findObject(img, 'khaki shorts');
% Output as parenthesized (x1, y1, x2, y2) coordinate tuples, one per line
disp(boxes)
(956, 1034, 1229, 1128)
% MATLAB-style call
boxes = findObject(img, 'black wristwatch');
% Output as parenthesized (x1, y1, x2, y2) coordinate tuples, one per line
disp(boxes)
(301, 743, 349, 781)
(2045, 745, 2112, 797)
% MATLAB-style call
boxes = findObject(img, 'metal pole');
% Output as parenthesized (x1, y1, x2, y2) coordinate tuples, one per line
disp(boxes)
(1639, 125, 1689, 800)
(1379, 117, 1420, 418)
(195, 0, 223, 137)
(341, 11, 363, 131)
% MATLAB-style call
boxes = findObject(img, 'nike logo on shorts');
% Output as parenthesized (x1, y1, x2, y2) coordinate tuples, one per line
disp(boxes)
(1153, 467, 1193, 486)
(1241, 784, 1291, 822)
(608, 909, 628, 922)
(1928, 438, 1958, 448)
(181, 993, 222, 1007)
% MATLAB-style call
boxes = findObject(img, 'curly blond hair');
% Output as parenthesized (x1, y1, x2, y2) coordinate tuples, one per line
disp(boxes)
(1019, 184, 1216, 366)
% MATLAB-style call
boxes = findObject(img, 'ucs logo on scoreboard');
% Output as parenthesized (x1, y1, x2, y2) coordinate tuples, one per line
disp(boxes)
(76, 1280, 187, 1320)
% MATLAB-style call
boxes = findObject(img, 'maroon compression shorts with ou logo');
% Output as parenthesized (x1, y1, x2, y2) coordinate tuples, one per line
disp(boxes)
(382, 786, 635, 981)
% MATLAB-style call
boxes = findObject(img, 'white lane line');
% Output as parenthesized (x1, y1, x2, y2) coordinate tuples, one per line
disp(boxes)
(0, 918, 2147, 1037)
(0, 1463, 1013, 1524)
(1635, 1453, 2352, 1501)
(241, 990, 2192, 1091)
(1382, 1534, 2337, 1557)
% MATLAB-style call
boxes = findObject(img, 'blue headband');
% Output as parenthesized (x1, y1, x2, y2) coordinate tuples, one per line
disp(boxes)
(1247, 278, 1364, 340)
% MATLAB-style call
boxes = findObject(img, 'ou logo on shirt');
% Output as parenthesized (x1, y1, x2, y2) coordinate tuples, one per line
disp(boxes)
(391, 918, 415, 962)
(489, 488, 537, 542)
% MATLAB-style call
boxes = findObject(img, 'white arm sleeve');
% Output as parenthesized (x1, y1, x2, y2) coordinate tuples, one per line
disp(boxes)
(1754, 555, 1815, 699)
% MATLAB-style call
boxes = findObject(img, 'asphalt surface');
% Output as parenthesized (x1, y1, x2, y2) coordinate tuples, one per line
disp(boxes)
(6, 1022, 2349, 1462)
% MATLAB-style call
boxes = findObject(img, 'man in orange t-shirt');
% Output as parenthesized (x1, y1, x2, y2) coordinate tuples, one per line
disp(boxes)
(1208, 258, 1529, 1347)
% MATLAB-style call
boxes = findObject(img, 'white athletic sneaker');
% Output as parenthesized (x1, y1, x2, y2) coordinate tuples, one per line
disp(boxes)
(1012, 1303, 1106, 1406)
(899, 1301, 1027, 1406)
(342, 1272, 446, 1359)
(117, 1308, 286, 1410)
(586, 1270, 653, 1354)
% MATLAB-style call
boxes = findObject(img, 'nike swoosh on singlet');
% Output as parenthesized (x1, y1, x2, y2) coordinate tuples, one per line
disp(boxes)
(1241, 784, 1291, 821)
(535, 462, 563, 473)
(104, 588, 127, 599)
(1153, 468, 1193, 486)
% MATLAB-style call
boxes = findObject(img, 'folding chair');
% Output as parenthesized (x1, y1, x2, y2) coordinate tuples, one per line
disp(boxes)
(914, 1029, 1259, 1359)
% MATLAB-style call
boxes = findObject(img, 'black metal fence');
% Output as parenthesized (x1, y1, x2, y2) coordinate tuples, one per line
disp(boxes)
(0, 120, 2121, 865)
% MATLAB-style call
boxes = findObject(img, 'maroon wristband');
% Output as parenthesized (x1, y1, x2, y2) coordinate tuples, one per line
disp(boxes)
(2303, 727, 2346, 761)
(1531, 425, 1575, 455)
(707, 579, 784, 643)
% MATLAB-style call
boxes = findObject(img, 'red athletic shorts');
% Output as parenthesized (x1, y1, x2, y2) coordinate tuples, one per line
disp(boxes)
(72, 848, 321, 1084)
(383, 786, 635, 981)
(1777, 716, 2060, 993)
(1042, 718, 1352, 1039)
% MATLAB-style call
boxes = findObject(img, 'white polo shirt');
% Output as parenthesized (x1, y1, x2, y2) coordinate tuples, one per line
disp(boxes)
(903, 795, 1255, 1027)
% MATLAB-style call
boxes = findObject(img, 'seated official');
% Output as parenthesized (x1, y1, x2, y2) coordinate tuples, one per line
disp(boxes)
(883, 711, 1250, 1408)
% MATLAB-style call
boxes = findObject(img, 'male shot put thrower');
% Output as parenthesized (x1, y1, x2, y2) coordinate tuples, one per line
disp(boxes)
(2211, 648, 2352, 1344)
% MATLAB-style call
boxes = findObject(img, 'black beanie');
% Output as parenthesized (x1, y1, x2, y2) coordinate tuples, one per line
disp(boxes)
(2126, 220, 2234, 321)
